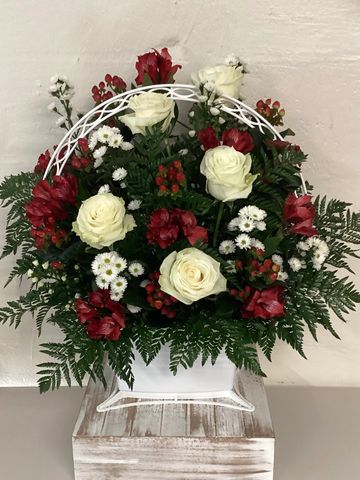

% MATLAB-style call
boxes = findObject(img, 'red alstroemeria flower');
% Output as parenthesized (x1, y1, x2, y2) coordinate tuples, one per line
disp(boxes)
(284, 193, 318, 237)
(242, 285, 285, 320)
(221, 128, 254, 154)
(76, 290, 126, 341)
(135, 48, 182, 85)
(197, 127, 254, 153)
(34, 149, 51, 174)
(197, 127, 220, 150)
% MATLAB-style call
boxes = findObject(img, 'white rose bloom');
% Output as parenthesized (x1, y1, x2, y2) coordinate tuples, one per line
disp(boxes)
(159, 248, 227, 305)
(191, 65, 244, 99)
(200, 145, 257, 202)
(120, 92, 175, 135)
(72, 193, 136, 249)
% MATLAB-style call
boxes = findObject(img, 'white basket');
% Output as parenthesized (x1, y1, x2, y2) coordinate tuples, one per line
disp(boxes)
(46, 83, 306, 412)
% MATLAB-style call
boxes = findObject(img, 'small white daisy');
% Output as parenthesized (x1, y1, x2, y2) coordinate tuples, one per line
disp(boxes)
(96, 276, 110, 289)
(98, 184, 111, 194)
(88, 132, 98, 151)
(235, 233, 251, 250)
(128, 262, 145, 277)
(317, 240, 329, 256)
(112, 167, 127, 182)
(127, 199, 142, 211)
(97, 252, 115, 266)
(313, 251, 327, 265)
(111, 276, 128, 293)
(97, 126, 116, 143)
(288, 257, 304, 272)
(93, 146, 107, 159)
(108, 133, 124, 148)
(219, 240, 236, 255)
(94, 157, 104, 169)
(239, 217, 255, 232)
(110, 291, 124, 301)
(127, 304, 142, 314)
(297, 240, 310, 251)
(239, 206, 267, 221)
(113, 256, 127, 272)
(277, 271, 289, 281)
(91, 258, 104, 275)
(100, 267, 118, 283)
(228, 217, 242, 231)
(271, 254, 283, 266)
(250, 238, 265, 251)
(256, 221, 266, 231)
(121, 142, 134, 151)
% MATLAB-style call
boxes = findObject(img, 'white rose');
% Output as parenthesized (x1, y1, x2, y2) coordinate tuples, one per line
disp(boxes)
(159, 248, 227, 305)
(72, 193, 136, 249)
(120, 92, 175, 135)
(191, 65, 244, 99)
(200, 145, 257, 202)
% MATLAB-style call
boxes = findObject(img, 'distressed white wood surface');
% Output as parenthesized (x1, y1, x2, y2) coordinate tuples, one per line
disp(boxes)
(73, 368, 274, 479)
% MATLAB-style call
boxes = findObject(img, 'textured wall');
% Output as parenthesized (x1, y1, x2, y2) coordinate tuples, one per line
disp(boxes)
(0, 0, 359, 386)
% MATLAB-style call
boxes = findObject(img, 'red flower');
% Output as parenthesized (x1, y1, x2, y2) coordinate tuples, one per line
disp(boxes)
(135, 48, 181, 85)
(265, 139, 301, 152)
(76, 290, 126, 341)
(284, 193, 318, 237)
(146, 208, 208, 249)
(197, 127, 220, 150)
(34, 150, 51, 174)
(146, 208, 180, 249)
(242, 286, 285, 320)
(222, 128, 254, 154)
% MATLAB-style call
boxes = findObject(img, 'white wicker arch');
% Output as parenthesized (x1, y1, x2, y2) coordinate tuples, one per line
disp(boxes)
(44, 83, 306, 193)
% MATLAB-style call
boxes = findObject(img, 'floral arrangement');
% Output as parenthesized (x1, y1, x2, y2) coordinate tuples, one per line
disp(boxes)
(0, 48, 359, 392)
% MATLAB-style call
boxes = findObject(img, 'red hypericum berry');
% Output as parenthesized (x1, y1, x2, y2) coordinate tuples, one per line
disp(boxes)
(229, 288, 238, 296)
(158, 165, 166, 173)
(99, 81, 105, 89)
(251, 260, 259, 268)
(268, 272, 278, 282)
(176, 172, 186, 182)
(265, 98, 271, 105)
(50, 261, 62, 269)
(273, 100, 280, 109)
(235, 260, 243, 270)
(171, 184, 180, 193)
(167, 310, 176, 318)
(173, 160, 182, 169)
(272, 264, 281, 273)
(145, 283, 155, 293)
(159, 185, 168, 192)
(154, 300, 163, 310)
(155, 176, 165, 185)
(251, 271, 258, 277)
(263, 259, 273, 270)
(259, 265, 267, 273)
(105, 74, 112, 84)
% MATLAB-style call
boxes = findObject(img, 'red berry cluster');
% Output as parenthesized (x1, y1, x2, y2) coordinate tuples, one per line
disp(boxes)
(91, 74, 126, 104)
(249, 258, 280, 283)
(145, 272, 177, 318)
(155, 160, 186, 195)
(255, 99, 285, 126)
(229, 285, 252, 300)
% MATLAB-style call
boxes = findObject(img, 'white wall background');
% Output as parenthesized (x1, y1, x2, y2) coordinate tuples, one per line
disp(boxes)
(0, 0, 359, 387)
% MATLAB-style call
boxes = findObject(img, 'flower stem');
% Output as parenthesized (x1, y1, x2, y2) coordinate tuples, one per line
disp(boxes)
(213, 202, 225, 247)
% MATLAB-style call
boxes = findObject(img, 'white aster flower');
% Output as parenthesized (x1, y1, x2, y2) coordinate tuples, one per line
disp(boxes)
(277, 271, 289, 281)
(239, 206, 267, 221)
(91, 257, 105, 276)
(121, 141, 134, 151)
(108, 133, 124, 148)
(127, 304, 142, 314)
(113, 256, 127, 272)
(127, 199, 142, 210)
(100, 267, 118, 283)
(96, 276, 110, 289)
(250, 238, 265, 251)
(313, 250, 327, 265)
(93, 146, 107, 159)
(128, 262, 145, 277)
(110, 291, 124, 301)
(228, 217, 242, 231)
(111, 276, 128, 293)
(239, 217, 255, 232)
(256, 221, 266, 231)
(297, 240, 310, 251)
(97, 252, 115, 266)
(235, 233, 251, 250)
(219, 240, 236, 255)
(98, 184, 111, 194)
(288, 257, 304, 272)
(88, 132, 98, 151)
(47, 102, 56, 111)
(97, 125, 116, 143)
(271, 254, 283, 266)
(112, 167, 127, 182)
(94, 157, 104, 169)
(317, 240, 329, 256)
